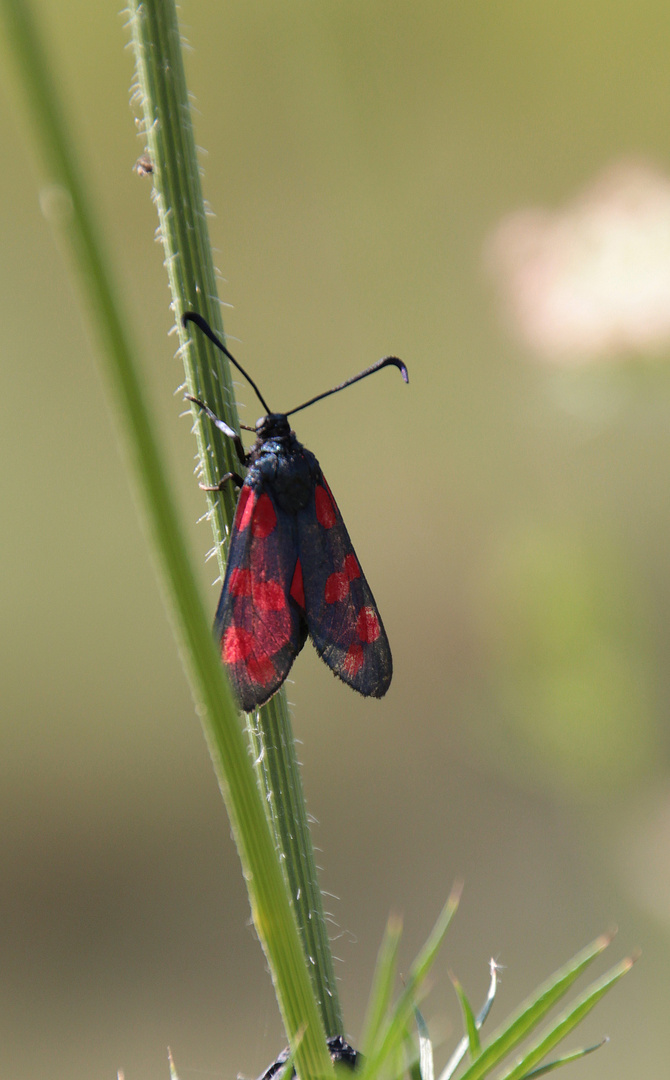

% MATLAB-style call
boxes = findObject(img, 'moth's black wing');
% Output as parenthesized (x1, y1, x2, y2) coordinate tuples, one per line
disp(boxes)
(214, 480, 307, 711)
(293, 475, 392, 697)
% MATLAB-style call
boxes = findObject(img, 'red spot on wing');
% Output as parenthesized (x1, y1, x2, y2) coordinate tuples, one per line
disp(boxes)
(247, 655, 276, 686)
(254, 579, 286, 611)
(222, 626, 254, 662)
(357, 606, 381, 643)
(236, 487, 255, 532)
(251, 492, 277, 538)
(290, 560, 305, 608)
(315, 484, 337, 529)
(229, 568, 252, 596)
(344, 554, 360, 580)
(324, 571, 349, 603)
(342, 643, 364, 677)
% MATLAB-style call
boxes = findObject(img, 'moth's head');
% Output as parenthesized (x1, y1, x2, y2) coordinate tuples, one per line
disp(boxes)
(256, 413, 291, 440)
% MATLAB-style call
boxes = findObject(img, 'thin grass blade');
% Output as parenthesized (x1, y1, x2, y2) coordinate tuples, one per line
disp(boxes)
(404, 1025, 422, 1080)
(517, 1038, 607, 1079)
(439, 959, 499, 1080)
(360, 884, 462, 1080)
(360, 914, 403, 1055)
(450, 972, 481, 1059)
(456, 931, 615, 1080)
(498, 955, 635, 1080)
(415, 1006, 435, 1080)
(168, 1048, 179, 1080)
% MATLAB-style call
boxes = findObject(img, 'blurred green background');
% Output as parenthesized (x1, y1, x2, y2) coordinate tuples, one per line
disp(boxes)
(2, 1, 669, 1078)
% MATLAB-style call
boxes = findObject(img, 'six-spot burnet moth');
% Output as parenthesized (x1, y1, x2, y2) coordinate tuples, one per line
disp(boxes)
(182, 311, 409, 712)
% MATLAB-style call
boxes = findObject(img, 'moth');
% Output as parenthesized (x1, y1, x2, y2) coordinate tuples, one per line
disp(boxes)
(183, 311, 408, 711)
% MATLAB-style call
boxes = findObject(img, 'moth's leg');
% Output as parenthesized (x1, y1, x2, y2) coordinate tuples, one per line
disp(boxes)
(199, 471, 245, 492)
(186, 395, 247, 465)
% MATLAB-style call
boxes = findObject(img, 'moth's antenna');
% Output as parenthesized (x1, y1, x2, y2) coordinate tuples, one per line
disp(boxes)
(285, 356, 409, 418)
(182, 312, 272, 415)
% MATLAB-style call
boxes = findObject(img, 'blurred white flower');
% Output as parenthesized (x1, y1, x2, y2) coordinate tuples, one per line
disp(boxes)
(486, 160, 670, 362)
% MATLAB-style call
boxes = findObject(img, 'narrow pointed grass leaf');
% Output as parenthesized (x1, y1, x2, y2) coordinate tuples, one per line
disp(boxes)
(498, 955, 635, 1080)
(359, 884, 462, 1080)
(450, 972, 481, 1059)
(439, 960, 499, 1080)
(168, 1048, 179, 1080)
(360, 914, 403, 1055)
(274, 1027, 305, 1080)
(405, 1028, 422, 1080)
(456, 931, 615, 1080)
(475, 959, 500, 1033)
(415, 1006, 435, 1080)
(517, 1038, 608, 1080)
(392, 1029, 416, 1080)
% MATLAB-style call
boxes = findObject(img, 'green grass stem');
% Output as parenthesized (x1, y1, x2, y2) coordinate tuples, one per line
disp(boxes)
(0, 0, 332, 1073)
(127, 0, 342, 1036)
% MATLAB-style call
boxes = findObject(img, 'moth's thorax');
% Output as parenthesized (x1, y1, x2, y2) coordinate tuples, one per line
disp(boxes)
(248, 426, 321, 513)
